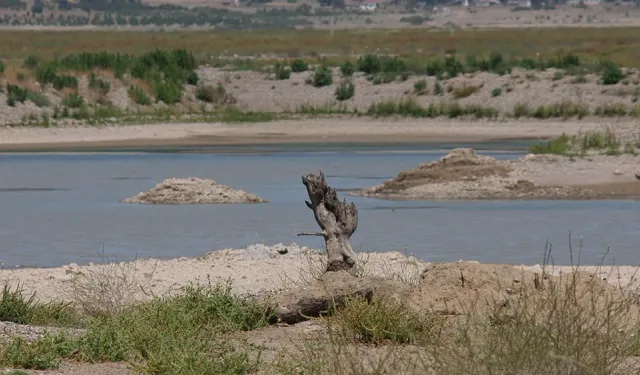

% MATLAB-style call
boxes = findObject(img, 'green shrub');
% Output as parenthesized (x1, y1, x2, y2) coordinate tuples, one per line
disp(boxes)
(88, 72, 111, 94)
(52, 75, 78, 90)
(313, 65, 333, 87)
(513, 102, 531, 118)
(23, 55, 39, 68)
(601, 61, 624, 85)
(0, 60, 5, 75)
(433, 81, 443, 95)
(492, 87, 502, 97)
(332, 296, 442, 345)
(274, 61, 291, 80)
(186, 71, 199, 85)
(6, 84, 27, 106)
(413, 79, 427, 95)
(154, 81, 182, 104)
(340, 61, 355, 77)
(357, 54, 381, 74)
(62, 93, 84, 108)
(335, 81, 355, 101)
(290, 58, 308, 73)
(128, 85, 152, 106)
(26, 90, 50, 107)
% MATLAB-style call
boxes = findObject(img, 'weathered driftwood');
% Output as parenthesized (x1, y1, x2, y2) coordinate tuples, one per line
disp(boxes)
(274, 271, 410, 324)
(299, 171, 359, 274)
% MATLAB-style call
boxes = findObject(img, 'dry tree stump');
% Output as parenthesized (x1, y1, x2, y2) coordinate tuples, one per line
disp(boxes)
(298, 171, 359, 274)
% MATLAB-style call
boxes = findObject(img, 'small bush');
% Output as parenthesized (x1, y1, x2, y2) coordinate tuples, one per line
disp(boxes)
(88, 72, 111, 94)
(154, 81, 182, 104)
(601, 61, 624, 85)
(491, 87, 502, 97)
(186, 71, 199, 85)
(62, 93, 84, 108)
(290, 59, 308, 73)
(196, 83, 235, 105)
(0, 60, 5, 75)
(51, 75, 78, 90)
(6, 84, 27, 106)
(332, 296, 442, 345)
(513, 102, 531, 118)
(23, 55, 39, 68)
(128, 85, 152, 106)
(335, 81, 355, 101)
(413, 79, 427, 95)
(274, 61, 291, 80)
(26, 90, 50, 107)
(340, 61, 355, 77)
(434, 81, 443, 95)
(313, 65, 333, 87)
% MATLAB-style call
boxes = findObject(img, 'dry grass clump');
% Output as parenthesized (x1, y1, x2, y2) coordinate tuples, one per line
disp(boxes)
(279, 240, 640, 375)
(64, 253, 157, 317)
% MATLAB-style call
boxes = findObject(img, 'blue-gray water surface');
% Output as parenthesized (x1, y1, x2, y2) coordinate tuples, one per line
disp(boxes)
(1, 142, 638, 268)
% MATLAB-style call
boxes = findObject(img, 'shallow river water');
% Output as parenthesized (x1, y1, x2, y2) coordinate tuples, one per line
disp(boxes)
(0, 141, 638, 268)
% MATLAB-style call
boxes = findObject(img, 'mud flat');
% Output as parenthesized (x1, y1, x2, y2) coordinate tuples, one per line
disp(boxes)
(122, 177, 267, 204)
(356, 148, 640, 200)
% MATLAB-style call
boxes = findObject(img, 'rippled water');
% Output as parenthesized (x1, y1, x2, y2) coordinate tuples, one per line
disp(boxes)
(0, 141, 638, 268)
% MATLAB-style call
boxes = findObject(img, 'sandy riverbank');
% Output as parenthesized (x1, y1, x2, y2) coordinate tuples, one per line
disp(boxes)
(0, 118, 636, 151)
(0, 243, 638, 305)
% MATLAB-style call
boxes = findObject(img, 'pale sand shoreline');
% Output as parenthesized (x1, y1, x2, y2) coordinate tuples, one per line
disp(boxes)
(0, 118, 634, 151)
(0, 244, 638, 305)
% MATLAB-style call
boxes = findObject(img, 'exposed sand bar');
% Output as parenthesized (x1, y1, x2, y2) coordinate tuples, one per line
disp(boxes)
(0, 118, 634, 151)
(0, 244, 638, 305)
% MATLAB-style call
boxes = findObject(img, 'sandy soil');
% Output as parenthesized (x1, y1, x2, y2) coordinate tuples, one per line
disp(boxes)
(357, 148, 640, 200)
(0, 118, 635, 151)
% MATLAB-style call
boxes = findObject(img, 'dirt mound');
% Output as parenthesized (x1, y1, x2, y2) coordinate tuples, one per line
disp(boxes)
(371, 148, 512, 193)
(408, 262, 636, 319)
(123, 177, 267, 204)
(356, 148, 606, 200)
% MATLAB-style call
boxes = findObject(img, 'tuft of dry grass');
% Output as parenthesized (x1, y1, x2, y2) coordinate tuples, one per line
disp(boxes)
(64, 252, 157, 317)
(277, 237, 640, 375)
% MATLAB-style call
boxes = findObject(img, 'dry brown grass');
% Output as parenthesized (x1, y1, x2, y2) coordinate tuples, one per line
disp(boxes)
(1, 27, 640, 67)
(276, 240, 640, 375)
(63, 252, 158, 317)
